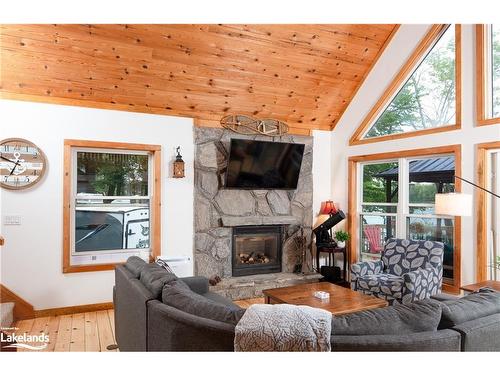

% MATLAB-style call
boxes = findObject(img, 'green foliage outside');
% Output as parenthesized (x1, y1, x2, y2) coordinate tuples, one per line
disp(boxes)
(492, 26, 500, 117)
(362, 161, 455, 207)
(366, 26, 456, 138)
(77, 153, 148, 197)
(362, 163, 398, 204)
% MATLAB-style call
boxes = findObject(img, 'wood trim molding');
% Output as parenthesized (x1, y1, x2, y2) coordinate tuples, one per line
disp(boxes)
(349, 24, 462, 146)
(34, 302, 113, 318)
(476, 141, 500, 282)
(476, 25, 500, 126)
(0, 284, 36, 320)
(0, 284, 114, 319)
(62, 139, 161, 273)
(331, 25, 401, 131)
(347, 144, 462, 293)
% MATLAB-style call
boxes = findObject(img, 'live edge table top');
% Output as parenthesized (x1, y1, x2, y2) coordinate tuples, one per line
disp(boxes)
(262, 282, 388, 315)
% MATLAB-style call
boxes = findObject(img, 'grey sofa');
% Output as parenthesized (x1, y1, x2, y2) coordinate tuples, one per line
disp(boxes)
(114, 257, 500, 351)
(114, 257, 241, 351)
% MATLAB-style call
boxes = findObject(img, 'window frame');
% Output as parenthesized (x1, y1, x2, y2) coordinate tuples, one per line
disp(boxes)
(476, 141, 500, 282)
(63, 139, 161, 273)
(476, 24, 500, 126)
(350, 24, 462, 146)
(348, 145, 462, 293)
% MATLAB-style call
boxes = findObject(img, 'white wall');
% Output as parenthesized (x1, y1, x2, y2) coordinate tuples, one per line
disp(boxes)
(331, 24, 500, 286)
(0, 99, 195, 309)
(312, 130, 332, 221)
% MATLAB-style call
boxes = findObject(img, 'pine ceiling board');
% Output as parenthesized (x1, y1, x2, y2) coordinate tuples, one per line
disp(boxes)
(207, 24, 385, 62)
(0, 24, 398, 132)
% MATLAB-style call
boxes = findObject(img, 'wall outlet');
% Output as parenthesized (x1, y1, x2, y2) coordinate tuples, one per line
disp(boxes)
(4, 215, 21, 225)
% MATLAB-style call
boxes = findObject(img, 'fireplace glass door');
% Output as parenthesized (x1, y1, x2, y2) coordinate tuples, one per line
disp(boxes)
(232, 225, 282, 276)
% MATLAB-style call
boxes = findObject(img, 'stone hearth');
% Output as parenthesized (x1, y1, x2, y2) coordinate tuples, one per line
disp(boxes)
(210, 273, 322, 300)
(193, 127, 315, 298)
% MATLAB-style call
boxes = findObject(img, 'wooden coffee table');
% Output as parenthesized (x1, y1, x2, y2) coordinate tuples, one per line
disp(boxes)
(262, 282, 388, 315)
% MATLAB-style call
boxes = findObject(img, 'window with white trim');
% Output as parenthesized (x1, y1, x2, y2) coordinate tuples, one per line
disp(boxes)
(359, 155, 456, 283)
(69, 147, 153, 267)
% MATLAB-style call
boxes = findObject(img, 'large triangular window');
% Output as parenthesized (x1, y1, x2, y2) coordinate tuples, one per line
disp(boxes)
(351, 25, 461, 144)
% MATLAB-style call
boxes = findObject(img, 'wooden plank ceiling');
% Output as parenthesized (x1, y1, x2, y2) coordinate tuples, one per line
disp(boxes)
(0, 24, 398, 134)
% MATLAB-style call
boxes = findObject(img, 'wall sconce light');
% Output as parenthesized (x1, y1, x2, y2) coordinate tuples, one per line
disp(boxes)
(173, 146, 185, 178)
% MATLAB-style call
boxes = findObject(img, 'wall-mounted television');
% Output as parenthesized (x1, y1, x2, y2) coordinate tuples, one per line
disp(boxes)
(225, 139, 305, 190)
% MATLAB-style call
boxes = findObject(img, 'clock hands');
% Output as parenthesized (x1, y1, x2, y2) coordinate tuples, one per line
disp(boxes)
(9, 160, 21, 176)
(1, 155, 22, 176)
(0, 155, 14, 163)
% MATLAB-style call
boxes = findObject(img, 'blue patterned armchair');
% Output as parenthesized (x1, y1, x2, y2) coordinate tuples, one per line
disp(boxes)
(350, 238, 444, 305)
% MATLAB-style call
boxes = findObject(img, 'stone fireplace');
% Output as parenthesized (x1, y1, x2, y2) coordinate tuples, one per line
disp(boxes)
(232, 225, 283, 277)
(193, 127, 321, 299)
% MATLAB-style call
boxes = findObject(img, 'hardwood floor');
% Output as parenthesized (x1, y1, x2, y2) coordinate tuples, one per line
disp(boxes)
(13, 298, 262, 352)
(14, 309, 117, 352)
(234, 297, 264, 309)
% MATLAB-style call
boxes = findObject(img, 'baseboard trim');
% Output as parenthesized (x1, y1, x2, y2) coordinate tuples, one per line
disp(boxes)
(1, 284, 114, 319)
(0, 284, 36, 320)
(35, 302, 114, 317)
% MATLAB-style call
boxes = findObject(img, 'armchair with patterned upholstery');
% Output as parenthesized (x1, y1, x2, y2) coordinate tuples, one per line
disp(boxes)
(350, 238, 444, 305)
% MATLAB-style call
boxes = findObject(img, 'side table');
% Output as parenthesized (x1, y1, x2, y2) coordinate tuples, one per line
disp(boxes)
(316, 243, 347, 284)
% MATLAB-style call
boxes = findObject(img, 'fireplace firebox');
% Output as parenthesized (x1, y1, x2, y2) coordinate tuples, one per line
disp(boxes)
(232, 225, 283, 277)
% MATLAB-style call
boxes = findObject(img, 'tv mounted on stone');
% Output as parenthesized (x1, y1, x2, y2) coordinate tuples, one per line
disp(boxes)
(225, 139, 305, 190)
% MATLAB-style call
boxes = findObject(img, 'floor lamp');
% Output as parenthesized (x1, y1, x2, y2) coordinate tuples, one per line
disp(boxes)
(435, 175, 499, 216)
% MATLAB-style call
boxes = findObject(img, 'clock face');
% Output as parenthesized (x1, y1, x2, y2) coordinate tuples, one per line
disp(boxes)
(0, 138, 47, 190)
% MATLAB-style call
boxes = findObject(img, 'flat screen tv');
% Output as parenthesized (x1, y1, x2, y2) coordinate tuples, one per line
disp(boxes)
(225, 139, 305, 189)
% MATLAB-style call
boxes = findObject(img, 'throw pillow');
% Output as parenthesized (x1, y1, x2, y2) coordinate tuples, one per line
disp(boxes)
(139, 263, 178, 299)
(162, 283, 245, 325)
(332, 299, 442, 335)
(439, 289, 500, 329)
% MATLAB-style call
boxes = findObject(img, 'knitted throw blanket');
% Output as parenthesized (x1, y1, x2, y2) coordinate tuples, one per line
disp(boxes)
(234, 304, 332, 351)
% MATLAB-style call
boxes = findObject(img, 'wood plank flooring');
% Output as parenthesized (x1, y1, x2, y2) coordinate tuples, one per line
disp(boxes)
(13, 298, 263, 352)
(234, 297, 265, 309)
(14, 309, 118, 352)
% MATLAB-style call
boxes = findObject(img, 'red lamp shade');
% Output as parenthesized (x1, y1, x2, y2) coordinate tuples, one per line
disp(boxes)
(320, 200, 338, 215)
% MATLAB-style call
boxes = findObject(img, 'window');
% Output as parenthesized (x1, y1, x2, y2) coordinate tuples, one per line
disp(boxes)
(350, 146, 462, 291)
(476, 142, 500, 282)
(486, 150, 500, 281)
(350, 25, 461, 145)
(63, 140, 161, 273)
(359, 162, 398, 260)
(493, 26, 500, 118)
(476, 24, 500, 125)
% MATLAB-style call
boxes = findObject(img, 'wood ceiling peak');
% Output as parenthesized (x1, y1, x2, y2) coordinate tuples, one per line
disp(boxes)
(0, 24, 398, 134)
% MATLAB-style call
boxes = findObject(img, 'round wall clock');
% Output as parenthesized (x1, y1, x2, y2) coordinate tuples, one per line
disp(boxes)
(0, 138, 47, 190)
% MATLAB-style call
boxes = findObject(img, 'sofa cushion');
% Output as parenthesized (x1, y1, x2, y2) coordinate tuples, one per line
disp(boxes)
(439, 289, 500, 329)
(162, 283, 245, 325)
(203, 291, 240, 308)
(166, 279, 190, 290)
(139, 263, 177, 299)
(124, 256, 148, 278)
(332, 298, 442, 336)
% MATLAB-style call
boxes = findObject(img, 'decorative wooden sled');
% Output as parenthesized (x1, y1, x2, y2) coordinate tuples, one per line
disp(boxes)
(220, 114, 289, 136)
